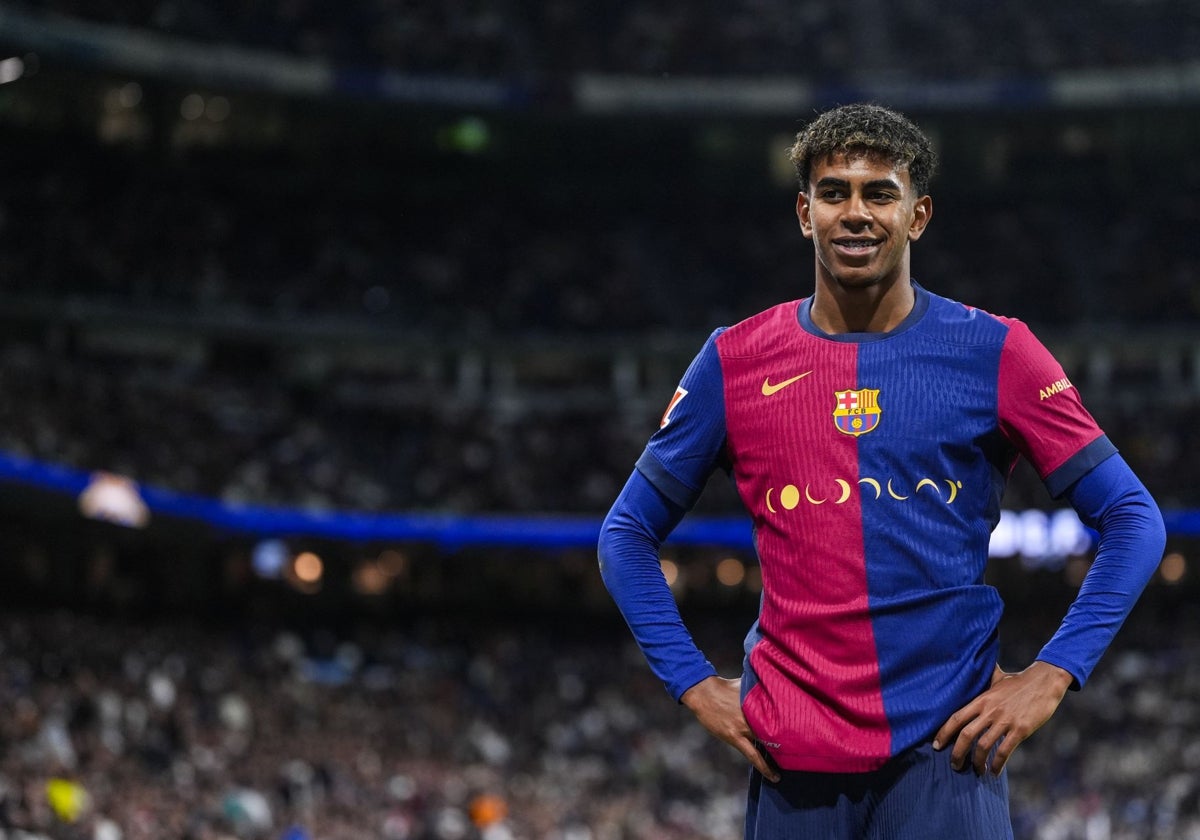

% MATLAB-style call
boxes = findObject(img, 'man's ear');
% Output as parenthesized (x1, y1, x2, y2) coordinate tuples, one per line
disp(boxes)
(796, 192, 813, 239)
(908, 194, 933, 242)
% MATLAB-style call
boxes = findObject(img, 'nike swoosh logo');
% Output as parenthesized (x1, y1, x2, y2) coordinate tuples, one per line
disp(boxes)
(761, 371, 813, 396)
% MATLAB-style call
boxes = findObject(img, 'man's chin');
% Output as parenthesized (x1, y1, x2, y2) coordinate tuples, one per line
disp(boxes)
(831, 272, 885, 291)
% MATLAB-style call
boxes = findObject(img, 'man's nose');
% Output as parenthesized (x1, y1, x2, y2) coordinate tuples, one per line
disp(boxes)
(842, 194, 872, 225)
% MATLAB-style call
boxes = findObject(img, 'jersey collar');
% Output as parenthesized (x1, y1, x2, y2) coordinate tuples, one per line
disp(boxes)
(798, 281, 930, 342)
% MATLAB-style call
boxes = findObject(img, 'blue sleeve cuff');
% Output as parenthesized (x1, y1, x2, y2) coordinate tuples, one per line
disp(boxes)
(670, 668, 721, 704)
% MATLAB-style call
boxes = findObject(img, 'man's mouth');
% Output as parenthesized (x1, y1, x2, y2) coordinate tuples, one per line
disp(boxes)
(833, 238, 881, 252)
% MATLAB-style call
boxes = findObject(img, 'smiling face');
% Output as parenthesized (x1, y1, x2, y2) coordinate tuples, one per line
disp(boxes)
(797, 150, 932, 293)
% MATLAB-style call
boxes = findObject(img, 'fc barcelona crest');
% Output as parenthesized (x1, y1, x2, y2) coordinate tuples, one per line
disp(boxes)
(833, 388, 881, 436)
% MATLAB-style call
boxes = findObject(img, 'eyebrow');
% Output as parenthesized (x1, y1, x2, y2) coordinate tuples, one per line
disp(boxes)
(814, 176, 903, 192)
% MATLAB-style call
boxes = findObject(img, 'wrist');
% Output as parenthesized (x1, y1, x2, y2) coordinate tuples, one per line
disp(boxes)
(680, 675, 717, 710)
(1030, 660, 1075, 695)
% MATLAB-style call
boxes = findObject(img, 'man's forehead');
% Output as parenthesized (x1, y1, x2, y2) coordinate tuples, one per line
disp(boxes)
(810, 149, 912, 184)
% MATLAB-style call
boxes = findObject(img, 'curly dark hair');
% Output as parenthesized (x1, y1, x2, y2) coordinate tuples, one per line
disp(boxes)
(788, 103, 938, 196)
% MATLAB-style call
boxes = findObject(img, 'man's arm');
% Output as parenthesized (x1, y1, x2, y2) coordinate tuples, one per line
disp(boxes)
(934, 453, 1165, 774)
(599, 469, 779, 781)
(598, 469, 712, 697)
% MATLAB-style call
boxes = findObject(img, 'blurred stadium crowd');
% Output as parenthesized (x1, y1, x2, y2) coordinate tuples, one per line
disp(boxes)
(13, 0, 1200, 78)
(0, 141, 1198, 514)
(0, 334, 645, 515)
(3, 128, 1200, 335)
(0, 602, 1197, 840)
(0, 331, 1195, 516)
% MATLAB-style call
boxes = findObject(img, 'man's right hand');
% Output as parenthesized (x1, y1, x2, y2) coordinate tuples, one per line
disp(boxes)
(681, 676, 781, 783)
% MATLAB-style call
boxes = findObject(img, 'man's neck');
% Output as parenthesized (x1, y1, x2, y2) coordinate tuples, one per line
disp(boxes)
(809, 276, 916, 334)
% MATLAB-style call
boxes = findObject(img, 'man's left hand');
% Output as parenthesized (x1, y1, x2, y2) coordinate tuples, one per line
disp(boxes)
(933, 661, 1073, 775)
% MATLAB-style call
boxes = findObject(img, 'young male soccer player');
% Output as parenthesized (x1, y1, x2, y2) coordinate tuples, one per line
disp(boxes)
(598, 103, 1165, 838)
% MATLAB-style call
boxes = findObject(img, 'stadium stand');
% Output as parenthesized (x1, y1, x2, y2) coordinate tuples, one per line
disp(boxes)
(0, 130, 1197, 514)
(0, 600, 1195, 839)
(9, 0, 1200, 77)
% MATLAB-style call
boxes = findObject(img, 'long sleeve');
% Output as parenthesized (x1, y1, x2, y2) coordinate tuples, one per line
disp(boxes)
(1035, 453, 1166, 688)
(598, 468, 717, 700)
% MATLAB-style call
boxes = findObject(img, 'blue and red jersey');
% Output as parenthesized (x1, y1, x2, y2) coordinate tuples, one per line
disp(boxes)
(631, 284, 1118, 772)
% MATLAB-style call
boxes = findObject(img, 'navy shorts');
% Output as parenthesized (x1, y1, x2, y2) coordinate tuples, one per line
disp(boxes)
(744, 743, 1013, 840)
